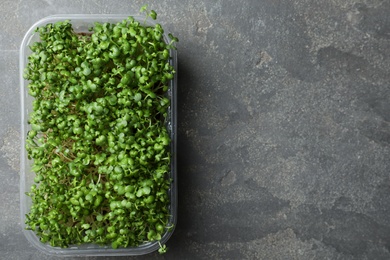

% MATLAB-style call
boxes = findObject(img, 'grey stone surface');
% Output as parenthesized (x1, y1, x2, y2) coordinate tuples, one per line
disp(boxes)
(1, 0, 389, 259)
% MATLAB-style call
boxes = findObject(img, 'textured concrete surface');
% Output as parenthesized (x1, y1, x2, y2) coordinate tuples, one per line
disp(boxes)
(1, 0, 390, 259)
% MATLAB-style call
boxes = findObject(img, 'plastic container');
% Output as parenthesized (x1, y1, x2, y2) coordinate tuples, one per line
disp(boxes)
(19, 14, 177, 256)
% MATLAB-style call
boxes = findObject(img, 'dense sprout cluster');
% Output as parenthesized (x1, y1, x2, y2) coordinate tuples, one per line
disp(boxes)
(23, 10, 177, 251)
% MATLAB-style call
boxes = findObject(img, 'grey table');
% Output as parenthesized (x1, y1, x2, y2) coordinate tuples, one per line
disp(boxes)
(1, 1, 390, 259)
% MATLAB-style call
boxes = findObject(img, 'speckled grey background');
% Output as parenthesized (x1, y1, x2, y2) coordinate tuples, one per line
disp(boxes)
(1, 0, 390, 259)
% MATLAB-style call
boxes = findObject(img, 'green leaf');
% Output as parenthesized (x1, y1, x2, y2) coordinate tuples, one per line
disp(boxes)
(96, 215, 103, 222)
(140, 4, 148, 13)
(150, 10, 157, 20)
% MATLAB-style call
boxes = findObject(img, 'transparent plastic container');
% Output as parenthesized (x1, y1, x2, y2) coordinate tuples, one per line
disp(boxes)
(19, 14, 177, 256)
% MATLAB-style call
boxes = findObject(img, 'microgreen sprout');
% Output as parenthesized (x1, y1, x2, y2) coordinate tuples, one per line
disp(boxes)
(140, 4, 157, 20)
(24, 9, 177, 252)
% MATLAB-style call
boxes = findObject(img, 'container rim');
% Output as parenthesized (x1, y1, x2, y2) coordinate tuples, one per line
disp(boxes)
(19, 13, 177, 256)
